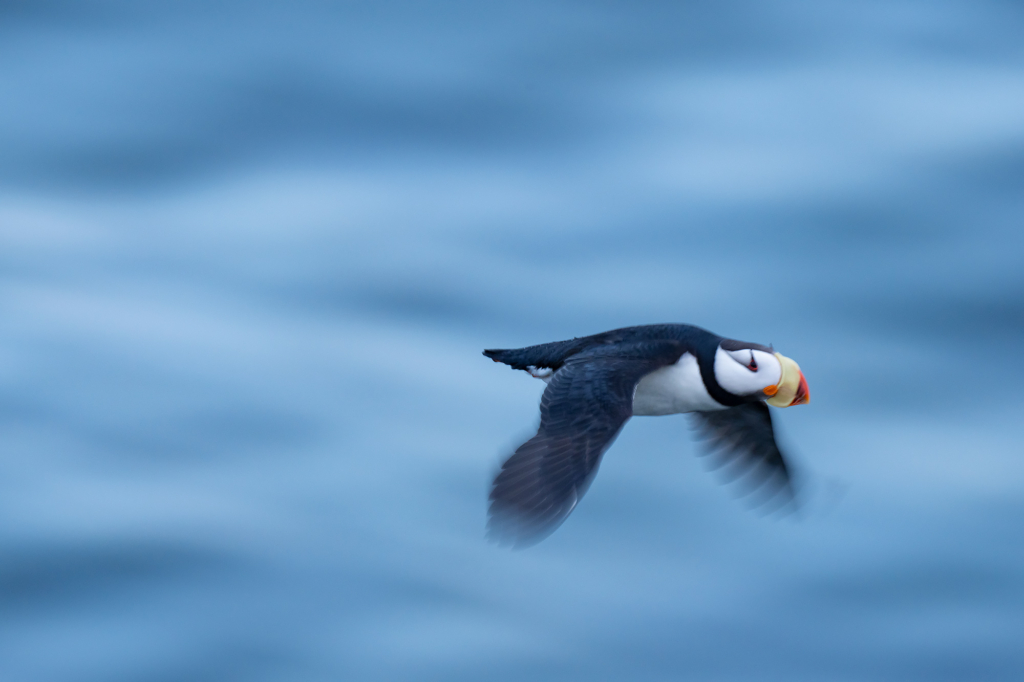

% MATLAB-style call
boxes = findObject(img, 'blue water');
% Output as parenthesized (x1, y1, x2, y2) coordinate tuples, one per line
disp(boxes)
(2, 1, 1023, 680)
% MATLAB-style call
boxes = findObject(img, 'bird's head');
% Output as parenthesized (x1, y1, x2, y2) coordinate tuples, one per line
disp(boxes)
(713, 341, 809, 407)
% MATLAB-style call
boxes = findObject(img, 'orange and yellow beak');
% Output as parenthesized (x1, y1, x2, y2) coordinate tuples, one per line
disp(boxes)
(764, 352, 810, 407)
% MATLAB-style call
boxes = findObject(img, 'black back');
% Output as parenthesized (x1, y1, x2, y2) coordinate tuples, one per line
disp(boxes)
(484, 324, 766, 408)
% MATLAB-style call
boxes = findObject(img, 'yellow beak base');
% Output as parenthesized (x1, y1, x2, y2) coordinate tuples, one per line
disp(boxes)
(765, 352, 810, 407)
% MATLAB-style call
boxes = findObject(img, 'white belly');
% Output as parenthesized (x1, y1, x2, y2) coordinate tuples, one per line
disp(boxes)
(632, 352, 726, 416)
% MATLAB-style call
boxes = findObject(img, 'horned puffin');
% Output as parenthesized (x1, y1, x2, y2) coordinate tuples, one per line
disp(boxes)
(483, 324, 810, 547)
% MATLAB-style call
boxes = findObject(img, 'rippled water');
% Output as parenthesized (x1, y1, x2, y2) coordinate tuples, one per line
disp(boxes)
(2, 1, 1023, 680)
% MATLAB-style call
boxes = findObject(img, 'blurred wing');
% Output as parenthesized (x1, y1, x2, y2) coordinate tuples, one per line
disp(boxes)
(689, 401, 796, 510)
(488, 342, 682, 547)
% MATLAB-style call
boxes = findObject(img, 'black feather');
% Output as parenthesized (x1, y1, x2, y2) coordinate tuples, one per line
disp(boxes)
(488, 340, 684, 547)
(689, 402, 797, 510)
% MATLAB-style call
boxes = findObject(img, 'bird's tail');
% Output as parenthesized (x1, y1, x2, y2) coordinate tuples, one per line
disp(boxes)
(482, 337, 593, 371)
(482, 348, 517, 366)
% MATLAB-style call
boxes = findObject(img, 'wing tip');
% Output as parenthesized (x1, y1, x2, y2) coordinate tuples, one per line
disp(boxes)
(486, 488, 578, 550)
(486, 511, 559, 550)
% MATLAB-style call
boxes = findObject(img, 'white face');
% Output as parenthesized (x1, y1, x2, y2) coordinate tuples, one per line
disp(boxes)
(713, 346, 782, 397)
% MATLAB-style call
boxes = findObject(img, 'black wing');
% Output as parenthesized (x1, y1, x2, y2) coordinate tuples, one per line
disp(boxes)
(689, 401, 796, 511)
(488, 341, 682, 547)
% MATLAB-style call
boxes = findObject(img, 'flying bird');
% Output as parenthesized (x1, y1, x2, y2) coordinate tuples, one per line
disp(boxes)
(483, 324, 810, 547)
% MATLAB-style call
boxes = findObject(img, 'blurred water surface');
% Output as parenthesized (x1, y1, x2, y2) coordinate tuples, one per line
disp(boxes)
(2, 1, 1023, 680)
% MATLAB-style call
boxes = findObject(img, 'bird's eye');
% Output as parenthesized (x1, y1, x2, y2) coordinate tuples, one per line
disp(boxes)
(726, 348, 760, 371)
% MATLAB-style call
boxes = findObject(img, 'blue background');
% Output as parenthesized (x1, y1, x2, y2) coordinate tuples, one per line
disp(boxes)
(1, 1, 1023, 680)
